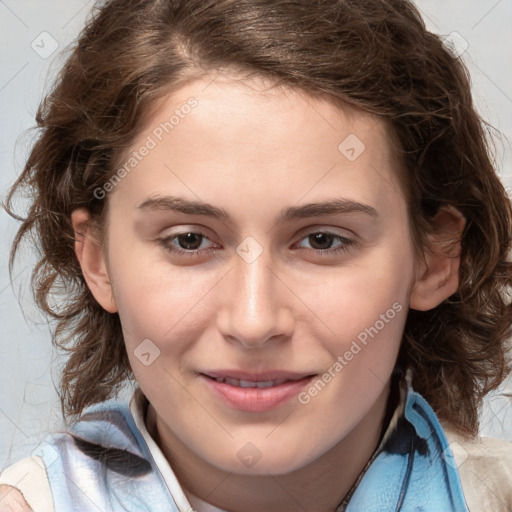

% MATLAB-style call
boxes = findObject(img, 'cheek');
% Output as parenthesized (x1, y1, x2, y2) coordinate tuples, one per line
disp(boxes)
(299, 248, 412, 338)
(296, 267, 409, 439)
(295, 245, 413, 400)
(109, 263, 215, 403)
(107, 240, 220, 357)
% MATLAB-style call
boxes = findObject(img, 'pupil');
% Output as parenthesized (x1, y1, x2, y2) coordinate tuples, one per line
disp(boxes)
(179, 233, 202, 250)
(310, 233, 333, 250)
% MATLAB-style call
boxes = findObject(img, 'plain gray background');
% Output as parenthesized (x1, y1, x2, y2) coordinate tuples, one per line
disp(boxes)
(1, 0, 512, 468)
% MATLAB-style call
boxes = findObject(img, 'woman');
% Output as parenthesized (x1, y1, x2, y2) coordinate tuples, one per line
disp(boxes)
(2, 0, 511, 510)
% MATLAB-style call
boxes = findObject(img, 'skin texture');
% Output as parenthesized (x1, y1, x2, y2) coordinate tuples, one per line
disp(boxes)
(0, 486, 33, 512)
(72, 75, 465, 512)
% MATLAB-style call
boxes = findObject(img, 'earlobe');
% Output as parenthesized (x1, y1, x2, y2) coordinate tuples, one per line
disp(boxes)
(71, 208, 118, 313)
(410, 205, 466, 311)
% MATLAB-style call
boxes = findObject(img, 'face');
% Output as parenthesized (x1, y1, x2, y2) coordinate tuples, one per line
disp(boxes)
(90, 75, 419, 475)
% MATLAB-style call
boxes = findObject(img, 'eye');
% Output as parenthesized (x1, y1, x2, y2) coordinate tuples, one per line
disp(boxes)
(295, 231, 355, 255)
(157, 231, 218, 256)
(156, 229, 356, 259)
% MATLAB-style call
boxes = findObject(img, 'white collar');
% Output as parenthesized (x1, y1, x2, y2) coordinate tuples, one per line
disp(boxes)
(129, 387, 228, 512)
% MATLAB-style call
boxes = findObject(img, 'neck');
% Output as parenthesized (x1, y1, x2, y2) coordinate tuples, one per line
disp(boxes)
(149, 384, 392, 512)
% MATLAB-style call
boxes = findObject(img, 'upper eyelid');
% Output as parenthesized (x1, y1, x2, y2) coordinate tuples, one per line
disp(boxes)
(162, 228, 355, 248)
(294, 224, 356, 240)
(163, 222, 354, 234)
(293, 232, 355, 250)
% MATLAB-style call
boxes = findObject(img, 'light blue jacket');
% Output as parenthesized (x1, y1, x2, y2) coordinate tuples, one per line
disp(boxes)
(33, 383, 470, 511)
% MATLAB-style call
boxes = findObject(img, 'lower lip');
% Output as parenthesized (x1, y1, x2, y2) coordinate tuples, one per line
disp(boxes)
(201, 375, 314, 412)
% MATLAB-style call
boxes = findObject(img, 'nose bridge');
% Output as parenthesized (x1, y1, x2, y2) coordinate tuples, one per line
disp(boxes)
(218, 239, 293, 347)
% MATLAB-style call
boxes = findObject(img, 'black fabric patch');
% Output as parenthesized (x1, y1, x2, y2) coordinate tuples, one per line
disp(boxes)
(73, 437, 152, 477)
(382, 415, 428, 457)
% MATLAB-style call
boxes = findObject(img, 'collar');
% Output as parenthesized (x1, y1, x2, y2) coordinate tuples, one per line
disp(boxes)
(340, 369, 469, 511)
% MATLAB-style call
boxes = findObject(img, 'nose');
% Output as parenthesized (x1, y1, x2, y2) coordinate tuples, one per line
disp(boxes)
(217, 245, 294, 349)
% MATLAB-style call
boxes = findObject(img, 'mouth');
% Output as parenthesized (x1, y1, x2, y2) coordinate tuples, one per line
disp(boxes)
(207, 376, 291, 388)
(201, 370, 315, 386)
(199, 370, 316, 412)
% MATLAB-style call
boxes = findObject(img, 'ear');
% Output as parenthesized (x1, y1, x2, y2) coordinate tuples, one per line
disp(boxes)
(71, 208, 118, 313)
(410, 205, 466, 311)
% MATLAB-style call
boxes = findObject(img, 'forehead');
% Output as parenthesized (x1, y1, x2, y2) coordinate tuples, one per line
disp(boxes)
(108, 75, 407, 225)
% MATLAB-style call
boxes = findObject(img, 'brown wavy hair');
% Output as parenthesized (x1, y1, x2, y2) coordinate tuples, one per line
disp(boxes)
(4, 0, 512, 435)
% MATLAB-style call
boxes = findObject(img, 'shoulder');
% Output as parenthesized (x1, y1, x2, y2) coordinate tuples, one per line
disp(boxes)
(443, 423, 512, 511)
(0, 456, 53, 512)
(443, 423, 512, 470)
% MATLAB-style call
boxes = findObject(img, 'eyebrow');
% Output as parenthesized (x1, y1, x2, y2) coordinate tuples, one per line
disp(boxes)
(136, 195, 379, 223)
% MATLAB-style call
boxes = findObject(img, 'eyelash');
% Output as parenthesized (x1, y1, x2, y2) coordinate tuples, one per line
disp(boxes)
(156, 230, 356, 258)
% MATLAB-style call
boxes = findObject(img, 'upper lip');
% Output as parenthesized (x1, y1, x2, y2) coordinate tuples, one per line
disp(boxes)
(201, 370, 315, 382)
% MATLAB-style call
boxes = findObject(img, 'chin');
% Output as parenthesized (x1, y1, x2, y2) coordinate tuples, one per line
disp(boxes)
(206, 441, 317, 476)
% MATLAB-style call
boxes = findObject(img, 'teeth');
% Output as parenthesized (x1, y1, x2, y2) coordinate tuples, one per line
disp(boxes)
(213, 377, 288, 388)
(255, 380, 275, 388)
(239, 379, 256, 388)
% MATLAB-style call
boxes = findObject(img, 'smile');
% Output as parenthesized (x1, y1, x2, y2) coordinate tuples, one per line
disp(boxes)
(211, 377, 288, 388)
(200, 371, 316, 412)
